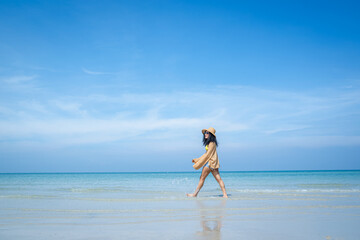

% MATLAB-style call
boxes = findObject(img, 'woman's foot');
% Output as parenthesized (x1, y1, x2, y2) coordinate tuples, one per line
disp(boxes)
(186, 193, 197, 197)
(222, 194, 228, 198)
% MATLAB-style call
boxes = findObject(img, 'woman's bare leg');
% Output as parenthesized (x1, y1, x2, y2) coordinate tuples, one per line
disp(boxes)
(187, 167, 211, 197)
(211, 169, 228, 198)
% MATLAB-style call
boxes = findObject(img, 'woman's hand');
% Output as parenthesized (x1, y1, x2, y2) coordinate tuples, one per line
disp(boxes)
(192, 159, 196, 163)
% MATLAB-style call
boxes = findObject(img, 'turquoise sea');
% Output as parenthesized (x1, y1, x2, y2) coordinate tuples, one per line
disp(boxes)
(1, 170, 359, 239)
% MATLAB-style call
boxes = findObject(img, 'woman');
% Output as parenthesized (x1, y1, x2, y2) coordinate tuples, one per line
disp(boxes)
(187, 127, 228, 198)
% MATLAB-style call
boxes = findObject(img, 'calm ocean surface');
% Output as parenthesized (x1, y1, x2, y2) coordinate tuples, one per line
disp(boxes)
(1, 170, 360, 239)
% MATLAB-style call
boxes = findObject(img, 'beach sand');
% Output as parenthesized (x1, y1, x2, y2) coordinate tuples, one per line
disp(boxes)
(1, 171, 359, 239)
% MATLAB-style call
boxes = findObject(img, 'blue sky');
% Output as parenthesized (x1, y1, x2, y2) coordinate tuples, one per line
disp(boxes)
(0, 0, 359, 172)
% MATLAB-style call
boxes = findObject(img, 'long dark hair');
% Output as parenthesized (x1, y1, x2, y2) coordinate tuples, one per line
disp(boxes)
(203, 132, 218, 147)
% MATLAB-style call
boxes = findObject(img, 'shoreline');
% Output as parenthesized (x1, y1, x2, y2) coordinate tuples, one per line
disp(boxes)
(1, 169, 359, 174)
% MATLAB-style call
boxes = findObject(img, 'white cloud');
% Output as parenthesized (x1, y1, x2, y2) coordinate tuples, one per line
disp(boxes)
(264, 125, 311, 135)
(3, 75, 36, 84)
(19, 101, 49, 114)
(272, 135, 360, 148)
(0, 115, 205, 146)
(82, 68, 112, 75)
(0, 84, 359, 150)
(1, 75, 41, 92)
(53, 101, 87, 116)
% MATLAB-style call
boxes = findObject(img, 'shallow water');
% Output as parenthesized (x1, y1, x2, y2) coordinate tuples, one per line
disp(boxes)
(1, 170, 359, 239)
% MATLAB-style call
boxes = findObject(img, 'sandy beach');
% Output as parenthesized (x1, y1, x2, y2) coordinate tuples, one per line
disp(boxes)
(1, 171, 359, 239)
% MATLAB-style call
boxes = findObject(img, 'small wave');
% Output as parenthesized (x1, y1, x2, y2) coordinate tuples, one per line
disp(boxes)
(0, 195, 57, 199)
(230, 188, 360, 193)
(9, 204, 360, 214)
(297, 184, 351, 188)
(55, 187, 123, 193)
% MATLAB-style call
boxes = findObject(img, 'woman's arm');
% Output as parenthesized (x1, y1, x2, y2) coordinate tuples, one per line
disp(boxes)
(192, 142, 216, 170)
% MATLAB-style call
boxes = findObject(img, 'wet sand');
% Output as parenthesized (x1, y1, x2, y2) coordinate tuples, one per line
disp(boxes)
(1, 194, 359, 239)
(1, 171, 359, 239)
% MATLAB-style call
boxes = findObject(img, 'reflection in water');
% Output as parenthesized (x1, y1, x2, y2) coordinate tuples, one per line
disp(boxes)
(195, 199, 227, 240)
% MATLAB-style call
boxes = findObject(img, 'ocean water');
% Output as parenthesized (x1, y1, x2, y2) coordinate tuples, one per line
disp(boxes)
(1, 170, 359, 239)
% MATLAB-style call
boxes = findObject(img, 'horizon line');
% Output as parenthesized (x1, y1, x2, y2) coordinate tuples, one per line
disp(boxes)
(1, 169, 359, 174)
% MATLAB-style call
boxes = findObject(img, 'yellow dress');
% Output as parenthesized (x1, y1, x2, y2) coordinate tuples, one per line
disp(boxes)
(205, 145, 209, 151)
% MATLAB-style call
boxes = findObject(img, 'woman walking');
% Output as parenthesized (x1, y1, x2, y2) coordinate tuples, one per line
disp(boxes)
(187, 127, 228, 198)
